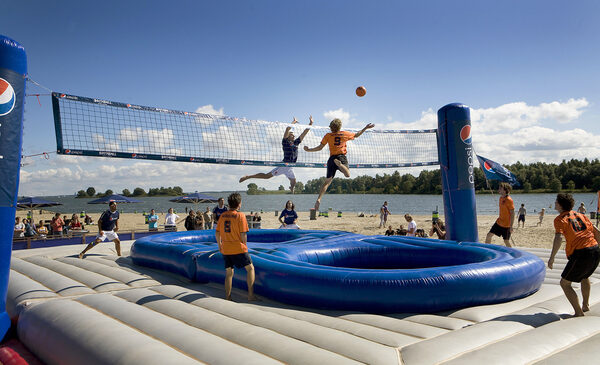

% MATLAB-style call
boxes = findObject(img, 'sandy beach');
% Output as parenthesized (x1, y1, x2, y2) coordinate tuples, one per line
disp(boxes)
(20, 209, 560, 249)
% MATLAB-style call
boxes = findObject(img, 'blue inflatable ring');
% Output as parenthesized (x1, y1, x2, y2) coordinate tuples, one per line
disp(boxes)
(131, 229, 545, 313)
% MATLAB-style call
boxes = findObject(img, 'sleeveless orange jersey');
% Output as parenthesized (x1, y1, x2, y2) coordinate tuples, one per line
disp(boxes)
(321, 131, 356, 156)
(554, 211, 597, 257)
(496, 195, 514, 228)
(216, 210, 249, 255)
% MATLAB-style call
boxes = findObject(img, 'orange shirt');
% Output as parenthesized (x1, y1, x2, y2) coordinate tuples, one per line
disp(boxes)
(216, 210, 249, 255)
(554, 211, 597, 257)
(496, 195, 514, 228)
(321, 131, 356, 156)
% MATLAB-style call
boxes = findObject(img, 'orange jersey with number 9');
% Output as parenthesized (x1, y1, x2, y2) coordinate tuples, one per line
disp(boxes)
(321, 131, 356, 156)
(554, 211, 597, 257)
(216, 210, 249, 255)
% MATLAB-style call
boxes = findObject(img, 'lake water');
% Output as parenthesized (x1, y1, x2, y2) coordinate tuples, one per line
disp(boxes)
(28, 192, 598, 216)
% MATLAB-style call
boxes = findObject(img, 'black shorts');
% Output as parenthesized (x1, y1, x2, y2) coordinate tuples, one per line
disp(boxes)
(518, 214, 525, 222)
(223, 252, 252, 269)
(326, 154, 348, 178)
(562, 245, 600, 283)
(489, 222, 511, 240)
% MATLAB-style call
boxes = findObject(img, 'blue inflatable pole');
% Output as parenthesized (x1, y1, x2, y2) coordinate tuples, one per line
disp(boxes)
(437, 104, 478, 242)
(0, 35, 27, 339)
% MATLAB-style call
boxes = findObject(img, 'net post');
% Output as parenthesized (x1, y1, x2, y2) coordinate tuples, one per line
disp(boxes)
(437, 103, 478, 242)
(0, 34, 27, 339)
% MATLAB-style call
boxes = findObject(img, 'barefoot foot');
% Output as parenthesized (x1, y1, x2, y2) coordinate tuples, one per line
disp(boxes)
(78, 252, 84, 259)
(239, 176, 248, 183)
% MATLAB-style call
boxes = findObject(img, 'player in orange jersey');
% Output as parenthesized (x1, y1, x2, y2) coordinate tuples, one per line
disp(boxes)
(548, 193, 600, 317)
(485, 182, 515, 247)
(303, 118, 374, 210)
(215, 193, 256, 301)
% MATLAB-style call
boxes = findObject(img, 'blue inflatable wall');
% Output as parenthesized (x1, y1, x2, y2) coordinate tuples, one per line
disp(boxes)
(437, 104, 478, 242)
(0, 35, 27, 339)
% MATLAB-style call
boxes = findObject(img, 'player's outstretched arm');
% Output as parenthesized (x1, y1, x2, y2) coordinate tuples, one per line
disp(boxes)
(297, 115, 314, 142)
(354, 123, 375, 139)
(283, 117, 298, 139)
(304, 143, 326, 153)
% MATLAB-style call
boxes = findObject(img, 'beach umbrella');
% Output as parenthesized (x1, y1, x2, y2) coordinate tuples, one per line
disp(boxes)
(88, 194, 142, 204)
(169, 192, 218, 204)
(17, 196, 63, 209)
(16, 196, 63, 224)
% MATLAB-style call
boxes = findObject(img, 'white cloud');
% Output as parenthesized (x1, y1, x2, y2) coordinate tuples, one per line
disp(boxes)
(323, 108, 351, 124)
(195, 104, 225, 116)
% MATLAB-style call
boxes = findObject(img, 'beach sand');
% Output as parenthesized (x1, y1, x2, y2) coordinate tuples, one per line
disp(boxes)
(21, 210, 558, 249)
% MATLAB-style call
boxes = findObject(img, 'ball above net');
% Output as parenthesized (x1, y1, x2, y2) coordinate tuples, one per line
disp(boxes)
(355, 86, 366, 97)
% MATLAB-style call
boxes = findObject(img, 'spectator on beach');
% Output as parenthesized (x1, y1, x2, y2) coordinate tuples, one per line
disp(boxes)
(537, 208, 546, 226)
(485, 182, 514, 247)
(379, 201, 391, 228)
(429, 220, 446, 240)
(147, 209, 159, 231)
(70, 214, 83, 230)
(548, 193, 600, 317)
(14, 217, 25, 238)
(79, 201, 121, 259)
(578, 203, 587, 215)
(195, 211, 205, 230)
(252, 212, 262, 229)
(303, 118, 375, 211)
(203, 207, 212, 230)
(517, 204, 527, 228)
(164, 207, 180, 231)
(23, 219, 36, 237)
(240, 116, 313, 194)
(385, 226, 395, 236)
(84, 214, 93, 225)
(212, 198, 228, 229)
(184, 210, 197, 231)
(396, 225, 407, 236)
(51, 213, 64, 237)
(279, 200, 300, 229)
(405, 214, 417, 237)
(215, 193, 256, 301)
(36, 220, 48, 237)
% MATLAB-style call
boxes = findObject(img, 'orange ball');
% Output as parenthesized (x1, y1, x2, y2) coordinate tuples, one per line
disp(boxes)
(356, 86, 366, 97)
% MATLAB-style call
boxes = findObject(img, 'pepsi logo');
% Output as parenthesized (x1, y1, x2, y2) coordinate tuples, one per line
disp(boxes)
(460, 125, 472, 144)
(0, 78, 16, 116)
(483, 161, 493, 172)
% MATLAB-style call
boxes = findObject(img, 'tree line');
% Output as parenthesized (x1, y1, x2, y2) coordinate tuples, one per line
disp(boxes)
(247, 158, 600, 195)
(76, 186, 184, 198)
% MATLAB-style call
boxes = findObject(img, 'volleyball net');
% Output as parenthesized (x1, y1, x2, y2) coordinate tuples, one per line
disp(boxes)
(52, 92, 439, 168)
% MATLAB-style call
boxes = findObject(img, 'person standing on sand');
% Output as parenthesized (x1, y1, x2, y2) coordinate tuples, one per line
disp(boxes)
(303, 118, 374, 210)
(239, 116, 313, 193)
(485, 182, 514, 247)
(578, 203, 587, 215)
(537, 208, 546, 226)
(517, 203, 526, 228)
(79, 201, 121, 259)
(405, 214, 417, 236)
(215, 193, 256, 301)
(379, 201, 391, 228)
(548, 193, 600, 317)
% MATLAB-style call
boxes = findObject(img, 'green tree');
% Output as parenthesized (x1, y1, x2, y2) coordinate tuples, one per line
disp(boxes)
(278, 185, 285, 191)
(122, 189, 131, 197)
(549, 178, 562, 193)
(76, 190, 87, 198)
(247, 183, 259, 195)
(173, 186, 184, 195)
(104, 189, 114, 196)
(522, 182, 532, 193)
(133, 187, 145, 196)
(566, 180, 576, 191)
(295, 181, 304, 193)
(86, 187, 96, 197)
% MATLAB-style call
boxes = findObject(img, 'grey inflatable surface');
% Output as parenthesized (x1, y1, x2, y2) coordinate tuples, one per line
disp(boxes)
(8, 242, 600, 365)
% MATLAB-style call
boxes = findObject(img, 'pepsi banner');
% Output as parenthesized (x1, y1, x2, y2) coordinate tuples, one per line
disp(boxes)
(476, 155, 520, 187)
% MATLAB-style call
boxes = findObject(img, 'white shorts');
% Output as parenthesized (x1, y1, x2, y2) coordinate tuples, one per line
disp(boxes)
(270, 166, 295, 180)
(95, 230, 119, 242)
(279, 223, 300, 229)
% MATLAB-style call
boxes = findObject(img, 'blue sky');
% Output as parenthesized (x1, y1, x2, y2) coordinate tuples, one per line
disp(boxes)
(3, 0, 599, 195)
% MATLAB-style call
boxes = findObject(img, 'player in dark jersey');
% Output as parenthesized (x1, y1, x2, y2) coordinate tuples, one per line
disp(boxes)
(79, 201, 121, 259)
(239, 116, 313, 193)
